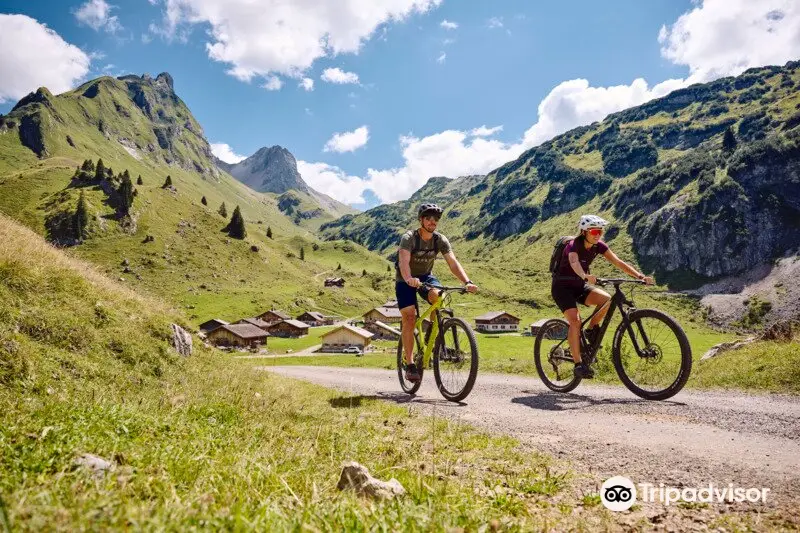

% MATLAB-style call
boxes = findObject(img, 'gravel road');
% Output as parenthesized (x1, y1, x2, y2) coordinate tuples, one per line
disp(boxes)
(260, 365, 800, 528)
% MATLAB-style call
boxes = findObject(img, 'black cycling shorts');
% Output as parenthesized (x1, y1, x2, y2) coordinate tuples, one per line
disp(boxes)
(551, 282, 593, 313)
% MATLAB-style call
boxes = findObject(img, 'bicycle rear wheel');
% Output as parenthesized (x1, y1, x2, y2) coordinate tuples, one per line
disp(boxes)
(397, 332, 424, 395)
(433, 317, 479, 402)
(612, 309, 692, 400)
(533, 318, 580, 393)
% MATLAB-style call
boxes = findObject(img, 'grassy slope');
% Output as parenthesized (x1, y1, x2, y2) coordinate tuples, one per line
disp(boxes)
(0, 77, 394, 326)
(1, 212, 598, 530)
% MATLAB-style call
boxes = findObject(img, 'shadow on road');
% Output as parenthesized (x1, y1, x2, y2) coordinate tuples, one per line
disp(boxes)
(512, 390, 685, 411)
(329, 392, 463, 408)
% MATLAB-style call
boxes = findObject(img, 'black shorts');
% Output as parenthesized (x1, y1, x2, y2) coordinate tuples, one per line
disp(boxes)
(395, 273, 441, 310)
(551, 282, 593, 313)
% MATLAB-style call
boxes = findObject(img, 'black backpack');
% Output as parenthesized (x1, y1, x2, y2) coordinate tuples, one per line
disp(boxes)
(395, 230, 441, 273)
(549, 235, 575, 276)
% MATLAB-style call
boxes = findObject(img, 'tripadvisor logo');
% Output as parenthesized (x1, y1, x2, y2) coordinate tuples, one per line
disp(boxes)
(601, 476, 637, 511)
(599, 476, 771, 511)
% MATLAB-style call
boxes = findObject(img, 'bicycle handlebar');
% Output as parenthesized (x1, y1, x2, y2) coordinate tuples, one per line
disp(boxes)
(419, 283, 469, 294)
(595, 277, 647, 286)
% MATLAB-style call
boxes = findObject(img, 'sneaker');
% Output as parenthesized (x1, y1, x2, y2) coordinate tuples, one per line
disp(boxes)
(584, 326, 601, 348)
(574, 362, 595, 379)
(405, 363, 421, 382)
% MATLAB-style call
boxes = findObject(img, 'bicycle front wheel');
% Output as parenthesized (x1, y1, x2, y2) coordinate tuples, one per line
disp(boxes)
(396, 334, 422, 395)
(533, 318, 580, 393)
(433, 317, 479, 402)
(612, 309, 692, 400)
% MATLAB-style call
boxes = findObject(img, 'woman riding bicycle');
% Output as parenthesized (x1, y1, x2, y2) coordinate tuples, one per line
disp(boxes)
(396, 203, 478, 383)
(551, 215, 653, 379)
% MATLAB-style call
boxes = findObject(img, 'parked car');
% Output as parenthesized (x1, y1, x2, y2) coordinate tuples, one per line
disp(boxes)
(341, 346, 363, 355)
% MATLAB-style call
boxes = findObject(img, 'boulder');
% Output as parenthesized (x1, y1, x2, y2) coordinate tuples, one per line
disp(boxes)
(171, 324, 193, 357)
(336, 461, 406, 500)
(74, 453, 114, 477)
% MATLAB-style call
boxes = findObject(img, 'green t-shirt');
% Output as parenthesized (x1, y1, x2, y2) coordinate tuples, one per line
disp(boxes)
(395, 229, 452, 282)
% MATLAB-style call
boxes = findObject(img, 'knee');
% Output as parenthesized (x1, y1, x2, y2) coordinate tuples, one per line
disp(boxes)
(566, 315, 581, 328)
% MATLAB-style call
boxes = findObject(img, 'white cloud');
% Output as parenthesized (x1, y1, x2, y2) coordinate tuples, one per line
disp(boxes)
(440, 19, 458, 30)
(210, 142, 247, 163)
(487, 17, 503, 29)
(0, 15, 91, 103)
(519, 77, 685, 148)
(298, 160, 369, 204)
(470, 125, 503, 137)
(299, 77, 314, 91)
(321, 67, 360, 84)
(436, 52, 446, 64)
(262, 75, 283, 90)
(324, 125, 369, 153)
(74, 0, 122, 33)
(659, 0, 800, 83)
(442, 37, 455, 46)
(153, 0, 441, 83)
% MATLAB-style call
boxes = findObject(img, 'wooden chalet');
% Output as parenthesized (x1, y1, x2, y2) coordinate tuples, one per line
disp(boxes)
(266, 319, 310, 338)
(207, 324, 269, 349)
(474, 311, 521, 333)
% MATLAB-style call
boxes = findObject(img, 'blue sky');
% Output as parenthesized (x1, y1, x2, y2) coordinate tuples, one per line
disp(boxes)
(1, 0, 798, 209)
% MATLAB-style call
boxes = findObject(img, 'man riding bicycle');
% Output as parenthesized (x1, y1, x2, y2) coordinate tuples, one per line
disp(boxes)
(551, 214, 653, 379)
(396, 203, 478, 382)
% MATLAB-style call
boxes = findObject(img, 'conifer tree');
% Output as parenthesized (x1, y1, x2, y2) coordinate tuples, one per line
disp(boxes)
(300, 247, 305, 260)
(74, 192, 89, 239)
(227, 205, 246, 239)
(266, 226, 272, 239)
(137, 175, 143, 185)
(118, 173, 134, 215)
(337, 263, 341, 270)
(94, 158, 105, 180)
(219, 202, 227, 217)
(162, 175, 173, 188)
(201, 196, 208, 206)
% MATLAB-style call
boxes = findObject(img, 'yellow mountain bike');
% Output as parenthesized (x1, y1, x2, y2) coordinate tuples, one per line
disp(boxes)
(397, 284, 479, 402)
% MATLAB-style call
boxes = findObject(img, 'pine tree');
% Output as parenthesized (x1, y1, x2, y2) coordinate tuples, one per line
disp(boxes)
(137, 175, 143, 185)
(362, 269, 367, 276)
(118, 173, 134, 215)
(162, 175, 173, 188)
(94, 158, 105, 181)
(722, 126, 737, 153)
(227, 205, 246, 239)
(387, 264, 391, 272)
(300, 247, 305, 260)
(337, 263, 341, 270)
(219, 202, 227, 217)
(74, 192, 89, 240)
(266, 226, 272, 239)
(201, 196, 208, 206)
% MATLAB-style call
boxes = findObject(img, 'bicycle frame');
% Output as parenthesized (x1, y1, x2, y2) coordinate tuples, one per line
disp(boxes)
(410, 286, 460, 368)
(553, 280, 652, 362)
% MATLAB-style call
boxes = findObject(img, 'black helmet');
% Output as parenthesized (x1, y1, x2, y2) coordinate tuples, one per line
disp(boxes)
(418, 203, 443, 218)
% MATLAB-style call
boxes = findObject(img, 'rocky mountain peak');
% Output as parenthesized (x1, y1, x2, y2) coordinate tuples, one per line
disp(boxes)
(226, 145, 308, 194)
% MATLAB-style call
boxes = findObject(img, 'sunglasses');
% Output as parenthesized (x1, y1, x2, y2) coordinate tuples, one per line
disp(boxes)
(423, 215, 441, 222)
(588, 228, 603, 236)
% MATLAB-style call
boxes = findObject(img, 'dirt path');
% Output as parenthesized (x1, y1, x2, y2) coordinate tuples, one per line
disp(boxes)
(260, 366, 800, 528)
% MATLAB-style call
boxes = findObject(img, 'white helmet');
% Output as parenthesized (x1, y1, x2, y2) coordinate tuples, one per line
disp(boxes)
(578, 214, 609, 231)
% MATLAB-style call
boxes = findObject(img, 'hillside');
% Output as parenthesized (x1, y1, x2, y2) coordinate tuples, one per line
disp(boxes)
(0, 73, 392, 324)
(219, 145, 356, 229)
(2, 212, 610, 530)
(321, 61, 800, 326)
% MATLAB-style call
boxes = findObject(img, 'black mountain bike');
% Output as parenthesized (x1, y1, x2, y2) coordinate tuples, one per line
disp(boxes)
(533, 278, 692, 400)
(397, 284, 479, 402)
